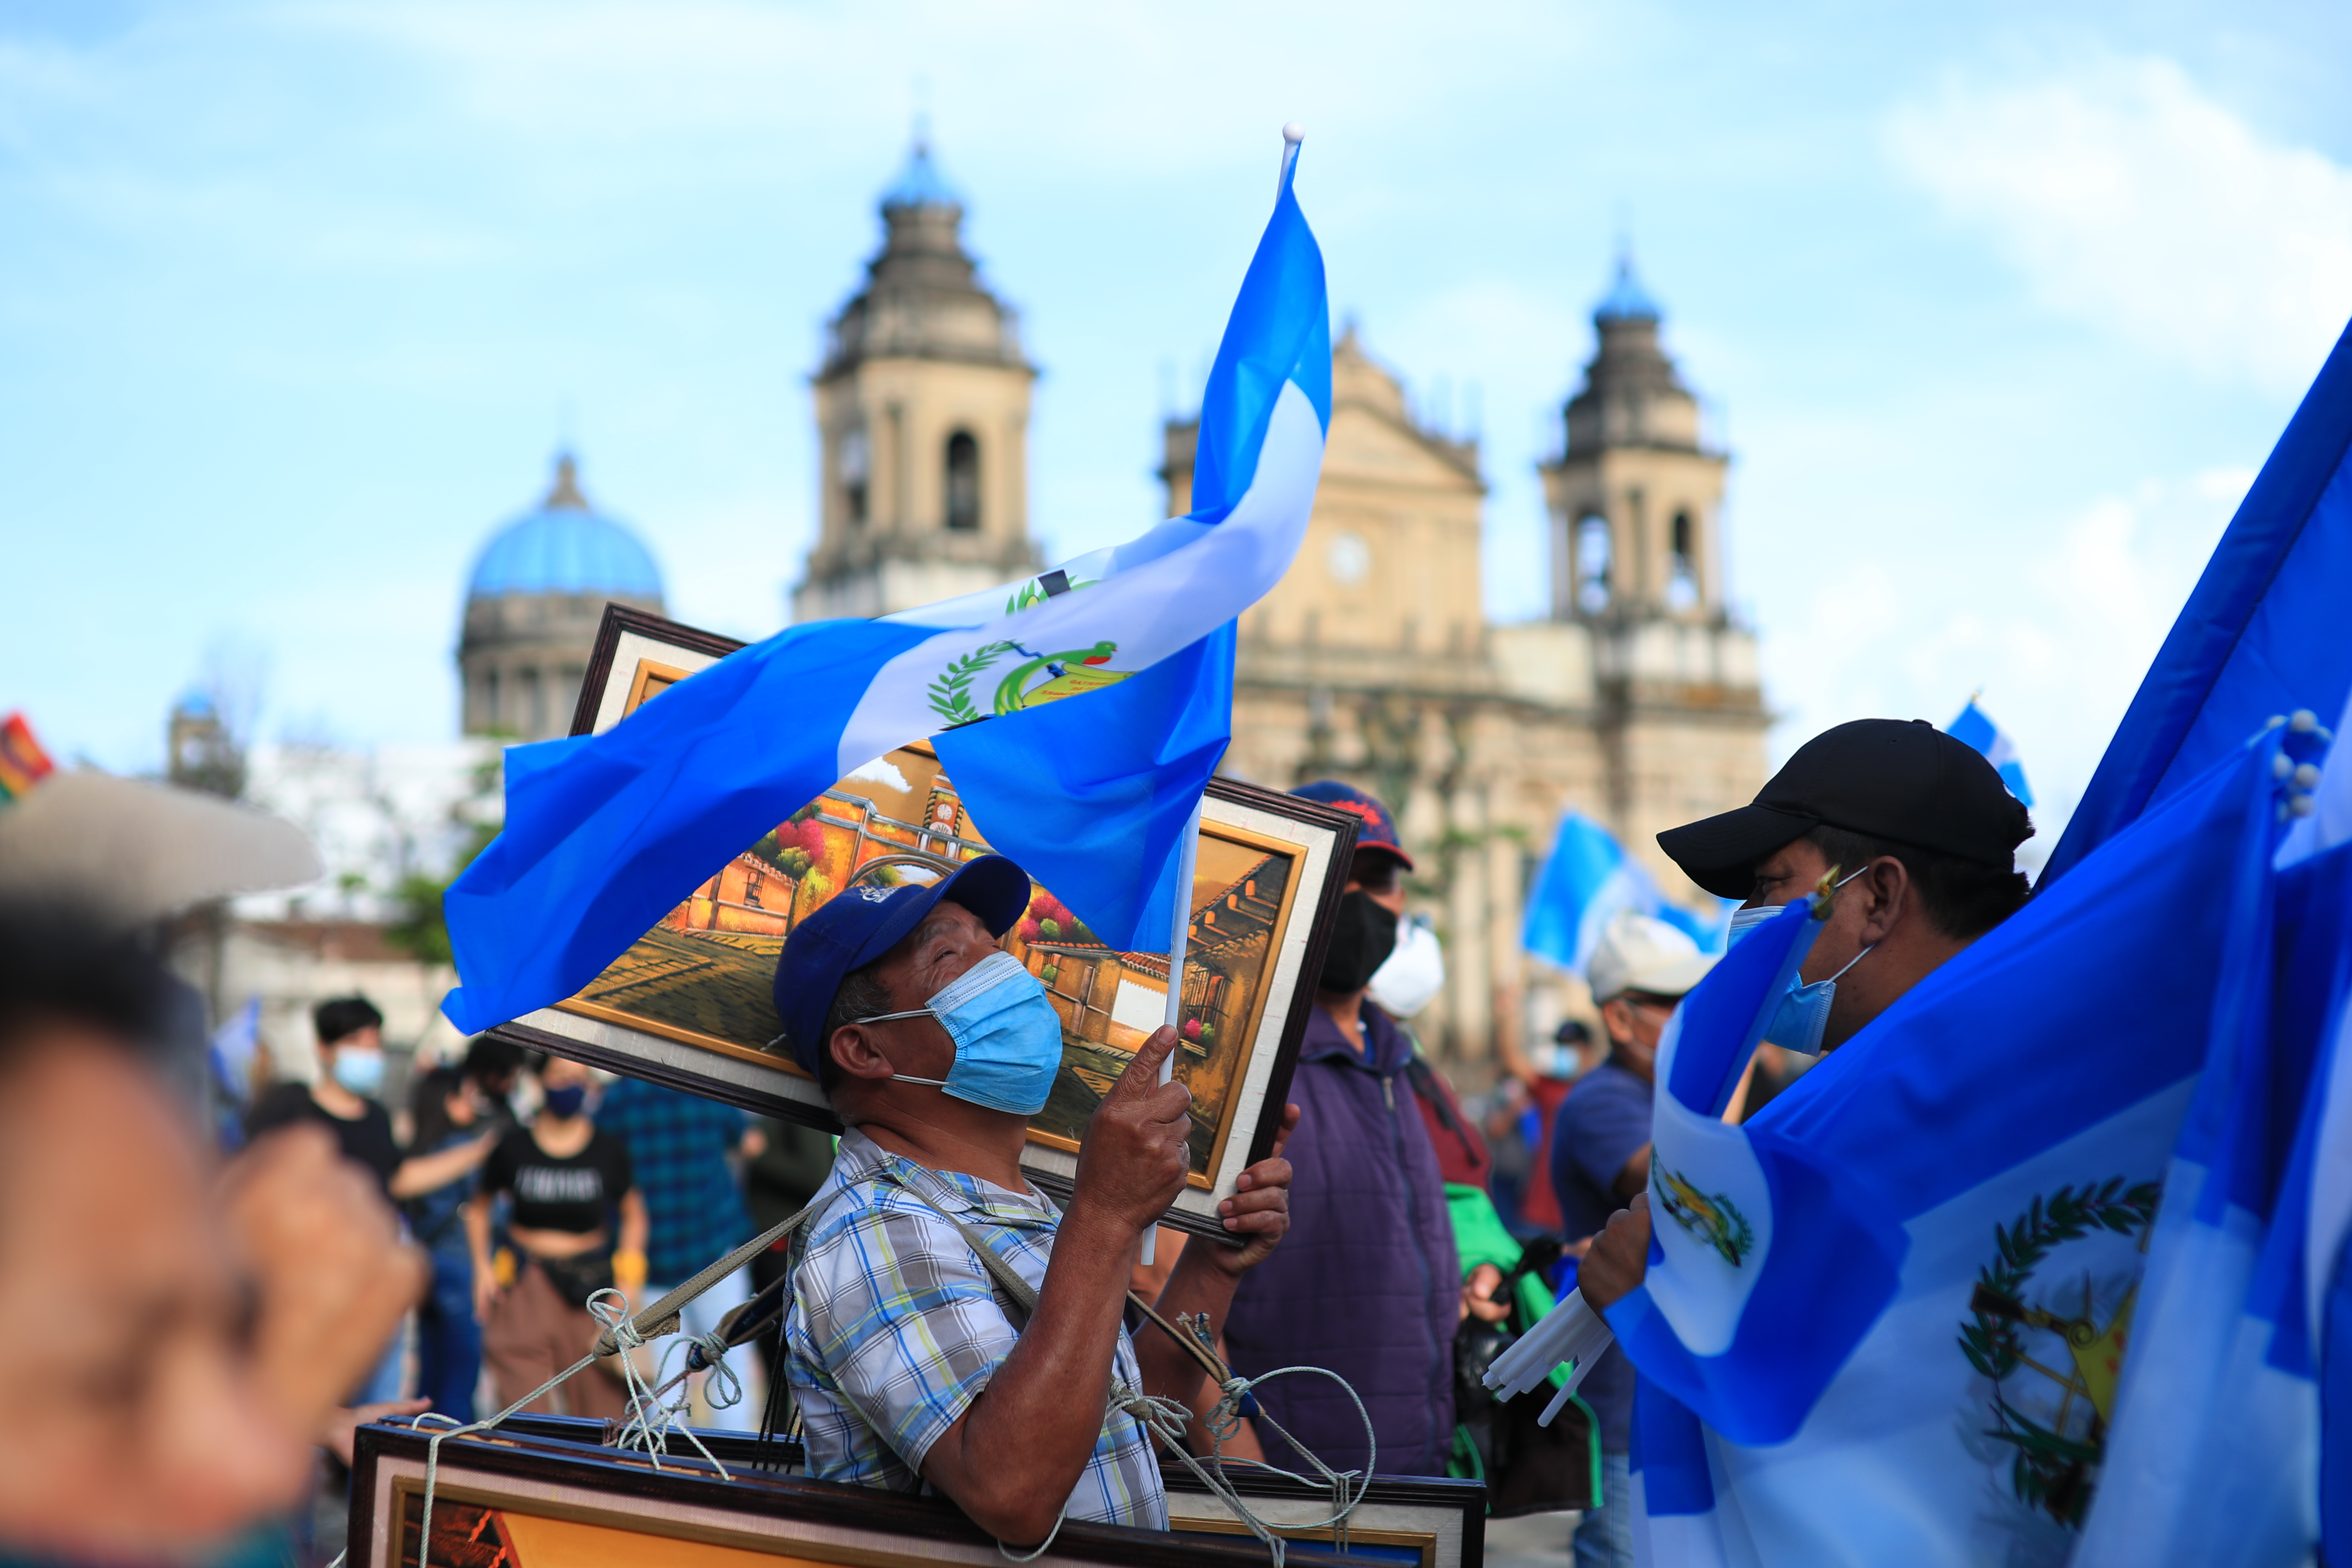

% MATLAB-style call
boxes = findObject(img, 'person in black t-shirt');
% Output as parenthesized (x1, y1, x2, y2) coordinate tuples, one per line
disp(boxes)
(245, 997, 493, 1406)
(245, 998, 493, 1205)
(466, 1053, 646, 1419)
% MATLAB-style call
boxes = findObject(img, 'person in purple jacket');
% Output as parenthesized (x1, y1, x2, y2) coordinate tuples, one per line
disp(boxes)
(1224, 782, 1478, 1478)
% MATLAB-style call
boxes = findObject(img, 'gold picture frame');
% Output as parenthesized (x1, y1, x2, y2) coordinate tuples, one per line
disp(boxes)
(495, 606, 1358, 1238)
(349, 1421, 1383, 1568)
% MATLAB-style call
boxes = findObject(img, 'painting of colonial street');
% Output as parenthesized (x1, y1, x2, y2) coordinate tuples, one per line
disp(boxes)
(563, 725, 1300, 1183)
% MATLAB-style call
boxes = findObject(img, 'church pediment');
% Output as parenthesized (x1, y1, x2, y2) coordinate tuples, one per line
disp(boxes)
(1320, 399, 1483, 493)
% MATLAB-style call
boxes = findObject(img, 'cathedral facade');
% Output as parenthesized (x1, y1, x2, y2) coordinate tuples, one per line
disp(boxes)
(793, 145, 1769, 1071)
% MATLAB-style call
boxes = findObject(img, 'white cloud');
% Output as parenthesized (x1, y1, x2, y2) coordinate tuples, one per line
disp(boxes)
(1761, 467, 2248, 851)
(845, 756, 911, 793)
(1887, 57, 2352, 395)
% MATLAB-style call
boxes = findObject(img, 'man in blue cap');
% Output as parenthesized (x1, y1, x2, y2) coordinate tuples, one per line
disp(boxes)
(770, 854, 1300, 1546)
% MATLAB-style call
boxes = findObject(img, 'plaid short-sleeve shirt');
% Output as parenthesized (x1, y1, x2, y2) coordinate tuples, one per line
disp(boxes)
(782, 1130, 1167, 1529)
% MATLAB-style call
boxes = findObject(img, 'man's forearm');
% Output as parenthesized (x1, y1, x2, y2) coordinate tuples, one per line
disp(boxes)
(922, 1196, 1137, 1542)
(1135, 1241, 1242, 1403)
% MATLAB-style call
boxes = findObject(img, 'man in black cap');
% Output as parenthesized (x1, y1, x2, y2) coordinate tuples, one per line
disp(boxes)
(769, 855, 1299, 1546)
(1580, 717, 2032, 1310)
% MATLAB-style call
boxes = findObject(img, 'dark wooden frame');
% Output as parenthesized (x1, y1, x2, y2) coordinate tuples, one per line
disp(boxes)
(349, 1420, 1398, 1568)
(461, 1415, 1483, 1568)
(490, 603, 1358, 1239)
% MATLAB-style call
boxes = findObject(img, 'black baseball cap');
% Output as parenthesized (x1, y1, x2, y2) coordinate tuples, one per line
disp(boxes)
(1657, 718, 2032, 900)
(769, 854, 1032, 1081)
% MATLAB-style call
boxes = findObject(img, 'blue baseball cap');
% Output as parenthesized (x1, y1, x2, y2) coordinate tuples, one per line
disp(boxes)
(1290, 781, 1415, 872)
(770, 854, 1033, 1081)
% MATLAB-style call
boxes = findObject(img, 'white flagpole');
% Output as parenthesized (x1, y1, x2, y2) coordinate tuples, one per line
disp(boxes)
(1139, 795, 1204, 1270)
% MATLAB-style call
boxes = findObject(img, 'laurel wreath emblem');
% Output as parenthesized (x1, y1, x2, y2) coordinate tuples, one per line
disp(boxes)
(926, 641, 1015, 727)
(1957, 1176, 2159, 1529)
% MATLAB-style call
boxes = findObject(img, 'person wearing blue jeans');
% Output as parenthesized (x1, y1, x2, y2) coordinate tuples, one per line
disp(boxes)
(405, 1064, 497, 1420)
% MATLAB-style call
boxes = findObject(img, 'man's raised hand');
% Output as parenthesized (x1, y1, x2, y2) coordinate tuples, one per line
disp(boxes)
(1072, 1025, 1194, 1238)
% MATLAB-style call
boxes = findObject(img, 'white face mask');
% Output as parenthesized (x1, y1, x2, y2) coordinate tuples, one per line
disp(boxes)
(1366, 915, 1445, 1019)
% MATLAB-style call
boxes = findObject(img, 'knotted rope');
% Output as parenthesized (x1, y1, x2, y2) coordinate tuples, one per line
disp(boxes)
(614, 1326, 744, 1479)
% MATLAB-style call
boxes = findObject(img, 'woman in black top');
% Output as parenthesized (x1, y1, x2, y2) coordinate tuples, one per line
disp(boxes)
(466, 1054, 647, 1418)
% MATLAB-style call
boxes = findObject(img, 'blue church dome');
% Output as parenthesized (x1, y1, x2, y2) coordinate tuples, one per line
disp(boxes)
(466, 454, 663, 601)
(1594, 254, 1662, 323)
(880, 138, 963, 211)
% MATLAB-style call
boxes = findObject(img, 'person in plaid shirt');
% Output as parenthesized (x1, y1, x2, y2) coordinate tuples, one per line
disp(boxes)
(772, 856, 1301, 1546)
(593, 1075, 763, 1429)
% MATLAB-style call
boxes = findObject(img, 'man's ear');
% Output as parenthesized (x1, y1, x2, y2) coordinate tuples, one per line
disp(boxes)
(829, 1025, 897, 1083)
(1856, 855, 1910, 944)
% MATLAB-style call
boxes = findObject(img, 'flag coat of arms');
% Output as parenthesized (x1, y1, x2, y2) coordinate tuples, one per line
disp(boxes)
(441, 136, 1329, 1034)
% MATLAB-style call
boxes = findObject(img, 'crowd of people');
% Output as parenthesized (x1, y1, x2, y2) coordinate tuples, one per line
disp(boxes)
(0, 718, 2033, 1568)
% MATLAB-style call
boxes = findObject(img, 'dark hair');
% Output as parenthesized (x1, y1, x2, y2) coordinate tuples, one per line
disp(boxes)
(1350, 847, 1403, 894)
(815, 961, 894, 1097)
(313, 995, 384, 1048)
(0, 900, 177, 1073)
(408, 1063, 469, 1154)
(462, 1033, 527, 1086)
(1553, 1019, 1592, 1045)
(1804, 824, 2030, 940)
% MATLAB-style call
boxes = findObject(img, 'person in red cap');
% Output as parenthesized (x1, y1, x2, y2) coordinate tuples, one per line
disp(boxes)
(1223, 782, 1498, 1480)
(1580, 718, 2033, 1315)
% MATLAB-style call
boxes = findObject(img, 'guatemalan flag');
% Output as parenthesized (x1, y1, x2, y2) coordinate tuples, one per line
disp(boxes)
(1523, 811, 1728, 974)
(1945, 698, 2034, 808)
(1610, 731, 2290, 1567)
(440, 132, 1329, 1034)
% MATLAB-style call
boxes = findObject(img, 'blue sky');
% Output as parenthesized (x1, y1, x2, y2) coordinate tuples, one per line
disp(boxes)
(6, 0, 2351, 851)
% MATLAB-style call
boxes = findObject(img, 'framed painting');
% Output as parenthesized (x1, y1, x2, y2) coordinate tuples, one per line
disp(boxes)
(348, 1421, 1389, 1568)
(492, 605, 1359, 1238)
(473, 1415, 1484, 1568)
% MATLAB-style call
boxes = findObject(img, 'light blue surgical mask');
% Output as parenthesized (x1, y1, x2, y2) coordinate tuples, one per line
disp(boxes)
(858, 950, 1067, 1116)
(1725, 902, 1782, 947)
(1763, 943, 1874, 1054)
(1733, 867, 1874, 1053)
(329, 1047, 385, 1097)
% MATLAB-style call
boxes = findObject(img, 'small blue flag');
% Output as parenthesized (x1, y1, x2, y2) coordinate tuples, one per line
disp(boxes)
(1522, 811, 1727, 975)
(1946, 696, 2035, 808)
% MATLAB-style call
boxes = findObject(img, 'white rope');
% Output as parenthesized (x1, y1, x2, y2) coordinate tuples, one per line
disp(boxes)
(614, 1326, 741, 1480)
(399, 1286, 670, 1562)
(362, 1213, 1371, 1568)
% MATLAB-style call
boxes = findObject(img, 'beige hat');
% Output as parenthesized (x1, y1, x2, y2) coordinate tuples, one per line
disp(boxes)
(1587, 910, 1717, 1004)
(0, 770, 322, 926)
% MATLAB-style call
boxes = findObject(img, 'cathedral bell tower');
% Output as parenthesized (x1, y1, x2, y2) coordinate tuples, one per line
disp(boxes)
(1540, 254, 1728, 622)
(1537, 253, 1762, 856)
(792, 139, 1041, 622)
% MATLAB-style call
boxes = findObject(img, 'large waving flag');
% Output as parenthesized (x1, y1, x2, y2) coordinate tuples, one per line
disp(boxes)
(2042, 317, 2352, 884)
(1523, 811, 1727, 974)
(1598, 731, 2286, 1564)
(440, 133, 1329, 1034)
(2067, 713, 2342, 1568)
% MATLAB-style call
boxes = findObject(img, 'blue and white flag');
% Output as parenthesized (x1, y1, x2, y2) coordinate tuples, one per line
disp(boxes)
(1524, 811, 1727, 974)
(1946, 697, 2034, 808)
(2068, 713, 2343, 1568)
(1602, 731, 2291, 1567)
(440, 136, 1329, 1034)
